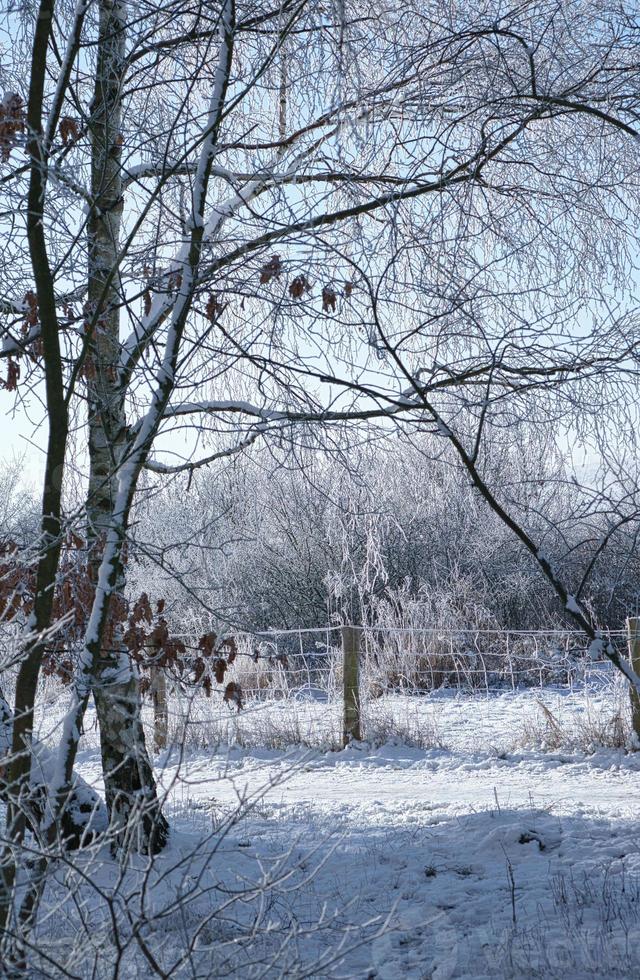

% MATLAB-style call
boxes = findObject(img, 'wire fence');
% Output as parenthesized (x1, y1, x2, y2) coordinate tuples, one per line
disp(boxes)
(1, 624, 631, 753)
(133, 623, 630, 752)
(171, 623, 626, 701)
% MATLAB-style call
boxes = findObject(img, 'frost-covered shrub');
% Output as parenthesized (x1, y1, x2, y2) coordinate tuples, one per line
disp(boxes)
(128, 436, 640, 639)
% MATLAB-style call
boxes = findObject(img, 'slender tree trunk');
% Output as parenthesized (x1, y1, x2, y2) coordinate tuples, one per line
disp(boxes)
(86, 0, 167, 853)
(0, 0, 71, 933)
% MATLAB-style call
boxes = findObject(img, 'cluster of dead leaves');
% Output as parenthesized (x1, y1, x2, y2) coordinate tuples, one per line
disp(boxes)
(194, 632, 242, 708)
(0, 533, 127, 683)
(1, 539, 249, 708)
(258, 255, 354, 313)
(0, 539, 90, 627)
(1, 292, 46, 391)
(19, 291, 44, 359)
(42, 652, 75, 683)
(125, 595, 187, 674)
(124, 600, 243, 709)
(0, 535, 92, 683)
(0, 92, 24, 162)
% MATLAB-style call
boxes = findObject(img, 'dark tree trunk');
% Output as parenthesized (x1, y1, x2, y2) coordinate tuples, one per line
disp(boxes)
(0, 0, 72, 929)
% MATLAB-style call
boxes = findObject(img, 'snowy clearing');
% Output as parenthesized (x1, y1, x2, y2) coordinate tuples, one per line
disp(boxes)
(23, 684, 637, 979)
(164, 742, 640, 979)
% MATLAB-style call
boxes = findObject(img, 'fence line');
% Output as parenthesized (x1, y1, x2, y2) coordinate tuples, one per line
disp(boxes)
(2, 622, 630, 753)
(165, 621, 626, 707)
(134, 622, 630, 753)
(259, 626, 625, 638)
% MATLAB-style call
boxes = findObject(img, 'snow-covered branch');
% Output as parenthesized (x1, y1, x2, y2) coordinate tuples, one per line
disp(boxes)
(144, 423, 268, 475)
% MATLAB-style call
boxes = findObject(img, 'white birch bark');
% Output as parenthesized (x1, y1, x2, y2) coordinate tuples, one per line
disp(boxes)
(85, 0, 166, 851)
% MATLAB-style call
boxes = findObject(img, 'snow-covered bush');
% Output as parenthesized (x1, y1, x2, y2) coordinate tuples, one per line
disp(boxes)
(128, 436, 640, 641)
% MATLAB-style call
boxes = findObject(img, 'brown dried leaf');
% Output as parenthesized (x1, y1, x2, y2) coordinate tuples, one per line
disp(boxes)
(66, 530, 85, 550)
(159, 638, 186, 667)
(22, 291, 38, 330)
(194, 657, 212, 695)
(259, 255, 282, 285)
(131, 592, 153, 625)
(59, 116, 80, 146)
(322, 286, 337, 313)
(213, 657, 227, 685)
(288, 275, 309, 299)
(123, 625, 146, 655)
(219, 636, 238, 662)
(2, 357, 19, 391)
(111, 593, 128, 625)
(205, 293, 224, 321)
(224, 681, 243, 711)
(198, 631, 217, 657)
(149, 618, 169, 648)
(30, 336, 43, 360)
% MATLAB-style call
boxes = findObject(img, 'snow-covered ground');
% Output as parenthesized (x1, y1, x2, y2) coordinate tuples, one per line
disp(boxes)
(156, 741, 640, 979)
(40, 684, 635, 979)
(4, 683, 640, 977)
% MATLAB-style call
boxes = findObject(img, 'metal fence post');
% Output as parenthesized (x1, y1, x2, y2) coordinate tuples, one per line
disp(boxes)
(627, 617, 640, 747)
(342, 625, 361, 746)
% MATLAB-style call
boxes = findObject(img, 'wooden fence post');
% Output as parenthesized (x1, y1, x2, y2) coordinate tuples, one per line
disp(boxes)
(147, 637, 168, 752)
(627, 617, 640, 747)
(151, 666, 168, 752)
(342, 625, 361, 746)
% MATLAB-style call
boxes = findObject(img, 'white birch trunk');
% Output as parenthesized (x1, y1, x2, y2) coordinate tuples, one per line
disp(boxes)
(86, 0, 166, 852)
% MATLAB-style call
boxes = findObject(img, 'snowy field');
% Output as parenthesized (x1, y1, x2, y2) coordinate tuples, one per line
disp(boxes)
(155, 741, 640, 978)
(8, 679, 639, 978)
